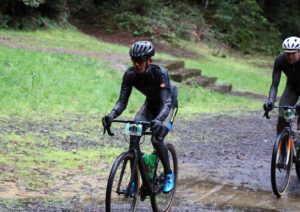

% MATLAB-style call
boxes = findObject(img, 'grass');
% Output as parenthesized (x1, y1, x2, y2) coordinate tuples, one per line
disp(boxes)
(0, 28, 268, 118)
(0, 128, 123, 191)
(0, 45, 144, 117)
(180, 40, 285, 95)
(0, 28, 129, 55)
(0, 28, 175, 61)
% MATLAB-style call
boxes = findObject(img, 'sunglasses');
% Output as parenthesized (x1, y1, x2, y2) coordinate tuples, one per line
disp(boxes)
(131, 58, 147, 64)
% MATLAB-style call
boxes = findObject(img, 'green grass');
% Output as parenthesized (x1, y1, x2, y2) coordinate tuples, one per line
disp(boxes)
(0, 45, 145, 117)
(0, 28, 175, 61)
(179, 85, 258, 115)
(0, 130, 123, 190)
(0, 28, 129, 54)
(181, 41, 285, 95)
(0, 28, 267, 117)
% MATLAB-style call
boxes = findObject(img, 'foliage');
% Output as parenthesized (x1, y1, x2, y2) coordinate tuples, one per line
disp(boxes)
(0, 0, 298, 55)
(259, 0, 300, 39)
(22, 0, 45, 8)
(77, 0, 206, 43)
(211, 0, 281, 54)
(0, 0, 68, 29)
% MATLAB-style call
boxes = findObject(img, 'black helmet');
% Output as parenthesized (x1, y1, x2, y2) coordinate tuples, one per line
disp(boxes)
(129, 41, 155, 59)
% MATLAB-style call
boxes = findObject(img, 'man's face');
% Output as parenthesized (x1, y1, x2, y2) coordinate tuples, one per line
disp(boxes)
(131, 58, 150, 74)
(284, 51, 300, 64)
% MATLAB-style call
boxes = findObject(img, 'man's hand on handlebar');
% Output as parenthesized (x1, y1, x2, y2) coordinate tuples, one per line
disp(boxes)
(263, 99, 274, 119)
(102, 114, 114, 136)
(263, 100, 274, 112)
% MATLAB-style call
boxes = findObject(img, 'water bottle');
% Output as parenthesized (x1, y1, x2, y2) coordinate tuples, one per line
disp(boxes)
(141, 152, 157, 181)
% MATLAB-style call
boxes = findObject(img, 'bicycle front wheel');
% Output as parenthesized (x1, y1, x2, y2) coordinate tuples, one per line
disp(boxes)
(295, 145, 300, 179)
(271, 129, 293, 198)
(105, 151, 139, 212)
(151, 143, 178, 212)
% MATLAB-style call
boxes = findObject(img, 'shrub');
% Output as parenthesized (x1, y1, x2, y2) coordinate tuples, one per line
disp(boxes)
(94, 0, 206, 43)
(212, 0, 281, 54)
(0, 0, 68, 29)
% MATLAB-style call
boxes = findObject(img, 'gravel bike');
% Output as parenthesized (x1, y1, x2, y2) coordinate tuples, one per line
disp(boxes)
(104, 119, 178, 211)
(264, 105, 300, 198)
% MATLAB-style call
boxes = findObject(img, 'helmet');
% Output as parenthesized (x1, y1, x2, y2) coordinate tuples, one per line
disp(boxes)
(129, 41, 155, 59)
(282, 36, 300, 52)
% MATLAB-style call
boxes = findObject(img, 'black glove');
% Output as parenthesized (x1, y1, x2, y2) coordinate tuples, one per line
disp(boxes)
(102, 114, 114, 128)
(263, 100, 274, 112)
(150, 119, 162, 137)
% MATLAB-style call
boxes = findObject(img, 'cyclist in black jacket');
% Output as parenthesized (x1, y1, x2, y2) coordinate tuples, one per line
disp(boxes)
(102, 40, 178, 193)
(264, 36, 300, 133)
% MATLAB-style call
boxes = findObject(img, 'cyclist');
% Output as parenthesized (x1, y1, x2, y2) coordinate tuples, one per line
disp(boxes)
(102, 40, 178, 193)
(263, 36, 300, 133)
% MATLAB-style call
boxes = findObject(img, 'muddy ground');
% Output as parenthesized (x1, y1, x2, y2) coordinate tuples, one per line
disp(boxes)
(1, 110, 300, 211)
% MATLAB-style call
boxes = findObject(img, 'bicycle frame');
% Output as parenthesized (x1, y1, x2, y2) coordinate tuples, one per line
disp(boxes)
(128, 135, 158, 195)
(108, 119, 158, 196)
(273, 106, 298, 163)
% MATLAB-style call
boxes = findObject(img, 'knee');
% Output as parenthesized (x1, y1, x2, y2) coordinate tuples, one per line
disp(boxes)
(152, 127, 168, 144)
(152, 126, 169, 143)
(151, 136, 162, 147)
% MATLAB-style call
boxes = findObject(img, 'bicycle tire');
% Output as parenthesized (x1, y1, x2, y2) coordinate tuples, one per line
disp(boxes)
(150, 143, 178, 212)
(105, 151, 139, 212)
(271, 129, 293, 198)
(295, 146, 300, 180)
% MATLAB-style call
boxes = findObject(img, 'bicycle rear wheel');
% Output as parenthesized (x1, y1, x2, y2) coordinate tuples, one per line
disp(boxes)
(150, 143, 178, 212)
(105, 151, 139, 212)
(271, 129, 293, 198)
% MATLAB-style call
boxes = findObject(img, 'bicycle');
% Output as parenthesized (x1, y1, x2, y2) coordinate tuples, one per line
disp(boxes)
(104, 119, 178, 211)
(264, 105, 300, 198)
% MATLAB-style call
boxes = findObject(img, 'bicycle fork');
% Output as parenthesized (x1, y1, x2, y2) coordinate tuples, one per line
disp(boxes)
(115, 149, 139, 197)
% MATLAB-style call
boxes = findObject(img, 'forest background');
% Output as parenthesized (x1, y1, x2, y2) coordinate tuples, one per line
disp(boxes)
(1, 0, 299, 55)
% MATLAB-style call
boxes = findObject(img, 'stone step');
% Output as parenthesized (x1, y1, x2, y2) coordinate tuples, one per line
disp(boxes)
(190, 76, 217, 87)
(169, 68, 201, 82)
(230, 91, 266, 100)
(207, 84, 232, 93)
(156, 60, 185, 70)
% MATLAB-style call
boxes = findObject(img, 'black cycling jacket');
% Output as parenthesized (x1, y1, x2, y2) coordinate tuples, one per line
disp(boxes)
(110, 64, 178, 122)
(268, 53, 300, 102)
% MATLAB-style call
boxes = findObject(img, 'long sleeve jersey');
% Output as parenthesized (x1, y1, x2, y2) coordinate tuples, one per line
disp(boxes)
(110, 64, 178, 122)
(268, 53, 300, 102)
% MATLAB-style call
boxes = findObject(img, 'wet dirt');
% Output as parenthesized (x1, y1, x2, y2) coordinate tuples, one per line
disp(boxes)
(1, 110, 300, 211)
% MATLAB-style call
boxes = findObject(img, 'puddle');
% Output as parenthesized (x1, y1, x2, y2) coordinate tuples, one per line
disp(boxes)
(178, 177, 300, 211)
